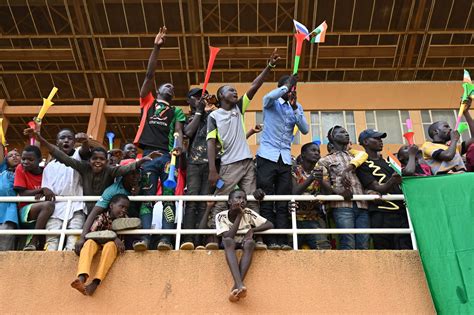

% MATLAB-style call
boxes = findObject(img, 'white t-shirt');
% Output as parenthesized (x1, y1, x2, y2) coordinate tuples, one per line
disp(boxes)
(215, 208, 267, 242)
(42, 149, 85, 220)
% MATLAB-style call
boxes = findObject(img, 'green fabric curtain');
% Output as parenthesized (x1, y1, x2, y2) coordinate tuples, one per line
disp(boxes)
(402, 173, 474, 314)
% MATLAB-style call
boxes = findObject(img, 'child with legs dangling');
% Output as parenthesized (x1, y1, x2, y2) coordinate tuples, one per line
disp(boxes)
(71, 194, 134, 296)
(216, 189, 273, 302)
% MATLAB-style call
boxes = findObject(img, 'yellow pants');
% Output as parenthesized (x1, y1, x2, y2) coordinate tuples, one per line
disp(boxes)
(77, 239, 117, 281)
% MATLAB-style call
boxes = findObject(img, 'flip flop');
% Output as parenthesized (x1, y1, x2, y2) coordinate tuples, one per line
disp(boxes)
(112, 217, 142, 231)
(236, 286, 247, 299)
(85, 230, 117, 244)
(228, 289, 240, 302)
(23, 243, 37, 251)
(71, 279, 87, 296)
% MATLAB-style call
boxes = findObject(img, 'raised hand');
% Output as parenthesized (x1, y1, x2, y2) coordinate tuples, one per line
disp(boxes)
(269, 48, 281, 66)
(450, 130, 460, 142)
(154, 26, 167, 47)
(310, 167, 323, 182)
(75, 132, 90, 144)
(407, 144, 418, 156)
(253, 124, 263, 134)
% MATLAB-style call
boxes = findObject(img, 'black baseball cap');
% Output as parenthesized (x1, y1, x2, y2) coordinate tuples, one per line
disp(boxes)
(187, 88, 207, 98)
(358, 129, 387, 144)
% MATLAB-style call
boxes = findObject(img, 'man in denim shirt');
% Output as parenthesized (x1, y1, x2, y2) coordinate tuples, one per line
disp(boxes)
(256, 75, 309, 249)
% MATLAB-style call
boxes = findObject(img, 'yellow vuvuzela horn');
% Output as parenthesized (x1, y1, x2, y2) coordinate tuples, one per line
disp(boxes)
(36, 86, 58, 122)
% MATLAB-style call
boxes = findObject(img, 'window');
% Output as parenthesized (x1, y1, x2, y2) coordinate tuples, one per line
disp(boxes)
(310, 111, 356, 144)
(255, 112, 300, 144)
(421, 110, 471, 141)
(365, 110, 410, 144)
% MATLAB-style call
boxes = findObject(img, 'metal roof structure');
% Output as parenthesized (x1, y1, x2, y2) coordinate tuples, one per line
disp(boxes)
(1, 0, 473, 145)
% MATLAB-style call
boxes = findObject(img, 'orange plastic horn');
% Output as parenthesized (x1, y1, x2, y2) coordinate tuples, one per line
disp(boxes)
(403, 131, 415, 145)
(202, 46, 221, 96)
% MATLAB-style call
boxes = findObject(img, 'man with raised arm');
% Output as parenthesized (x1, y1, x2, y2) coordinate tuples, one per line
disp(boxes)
(133, 26, 186, 251)
(205, 49, 280, 250)
(256, 74, 309, 250)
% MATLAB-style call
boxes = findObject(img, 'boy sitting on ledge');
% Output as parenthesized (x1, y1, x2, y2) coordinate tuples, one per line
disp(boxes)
(216, 189, 273, 302)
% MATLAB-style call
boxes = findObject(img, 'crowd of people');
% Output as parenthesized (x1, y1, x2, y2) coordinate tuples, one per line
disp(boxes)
(0, 27, 473, 300)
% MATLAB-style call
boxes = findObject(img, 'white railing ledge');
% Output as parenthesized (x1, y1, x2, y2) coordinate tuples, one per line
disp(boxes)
(0, 194, 405, 203)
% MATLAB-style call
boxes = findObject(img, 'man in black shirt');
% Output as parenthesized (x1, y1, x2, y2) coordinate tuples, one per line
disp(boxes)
(356, 129, 412, 250)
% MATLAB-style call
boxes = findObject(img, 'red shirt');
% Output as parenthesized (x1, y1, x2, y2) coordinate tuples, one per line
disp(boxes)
(14, 164, 43, 208)
(133, 92, 155, 147)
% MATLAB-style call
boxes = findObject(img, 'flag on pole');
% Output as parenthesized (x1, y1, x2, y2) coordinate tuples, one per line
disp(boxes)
(310, 21, 328, 43)
(293, 32, 307, 74)
(464, 69, 472, 83)
(387, 151, 402, 175)
(293, 19, 309, 36)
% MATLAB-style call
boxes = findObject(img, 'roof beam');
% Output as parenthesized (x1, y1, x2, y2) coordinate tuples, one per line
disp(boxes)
(427, 45, 474, 57)
(0, 49, 74, 61)
(318, 46, 397, 58)
(103, 48, 182, 60)
(3, 105, 92, 116)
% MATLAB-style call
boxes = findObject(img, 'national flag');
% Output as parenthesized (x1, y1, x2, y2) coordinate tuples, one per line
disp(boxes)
(463, 69, 471, 83)
(387, 151, 402, 175)
(402, 173, 474, 314)
(293, 19, 309, 36)
(310, 21, 328, 43)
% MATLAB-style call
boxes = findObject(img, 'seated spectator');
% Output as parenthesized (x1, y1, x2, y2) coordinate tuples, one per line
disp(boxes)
(0, 146, 21, 251)
(356, 129, 412, 250)
(291, 142, 331, 249)
(397, 145, 432, 176)
(76, 159, 142, 253)
(14, 145, 55, 251)
(216, 189, 273, 302)
(318, 126, 370, 250)
(24, 128, 156, 213)
(42, 129, 89, 251)
(71, 194, 131, 296)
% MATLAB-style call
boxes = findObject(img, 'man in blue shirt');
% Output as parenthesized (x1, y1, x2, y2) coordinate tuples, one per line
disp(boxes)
(256, 75, 309, 249)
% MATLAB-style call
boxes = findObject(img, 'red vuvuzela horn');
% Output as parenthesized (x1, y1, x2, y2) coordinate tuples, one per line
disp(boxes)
(202, 46, 221, 96)
(403, 131, 415, 145)
(27, 121, 36, 145)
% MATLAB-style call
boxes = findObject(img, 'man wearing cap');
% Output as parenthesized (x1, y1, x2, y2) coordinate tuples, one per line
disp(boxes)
(356, 129, 412, 249)
(181, 88, 214, 250)
(256, 75, 309, 250)
(133, 26, 186, 251)
(317, 125, 370, 250)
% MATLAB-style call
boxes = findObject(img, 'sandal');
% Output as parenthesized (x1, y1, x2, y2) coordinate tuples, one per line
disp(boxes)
(23, 243, 37, 251)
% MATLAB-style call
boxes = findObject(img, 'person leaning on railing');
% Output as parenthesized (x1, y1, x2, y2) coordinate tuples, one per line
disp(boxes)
(0, 143, 21, 251)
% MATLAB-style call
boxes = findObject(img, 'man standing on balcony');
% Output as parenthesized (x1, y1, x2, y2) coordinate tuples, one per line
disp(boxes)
(318, 126, 369, 250)
(356, 129, 412, 250)
(256, 75, 309, 250)
(133, 26, 186, 251)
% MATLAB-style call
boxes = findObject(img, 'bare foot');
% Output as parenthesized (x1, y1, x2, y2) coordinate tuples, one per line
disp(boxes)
(71, 278, 87, 296)
(228, 289, 239, 302)
(236, 286, 247, 299)
(85, 280, 100, 296)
